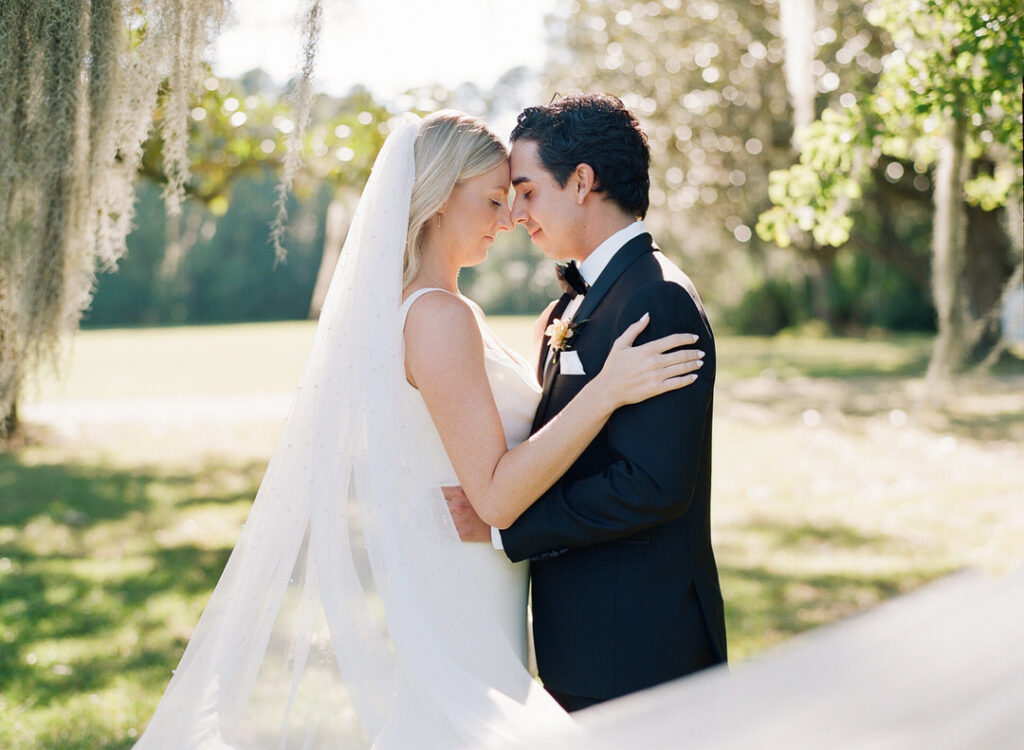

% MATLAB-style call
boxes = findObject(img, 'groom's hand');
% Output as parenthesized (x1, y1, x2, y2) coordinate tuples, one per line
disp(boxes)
(443, 485, 491, 542)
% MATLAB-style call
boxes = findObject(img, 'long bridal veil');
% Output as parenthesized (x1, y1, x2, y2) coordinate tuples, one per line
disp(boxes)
(135, 113, 573, 749)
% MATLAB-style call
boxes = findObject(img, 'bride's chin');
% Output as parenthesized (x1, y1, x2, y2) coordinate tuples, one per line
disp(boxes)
(466, 248, 490, 266)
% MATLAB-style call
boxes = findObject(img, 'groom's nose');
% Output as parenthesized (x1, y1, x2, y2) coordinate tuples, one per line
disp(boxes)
(510, 196, 529, 225)
(495, 206, 513, 232)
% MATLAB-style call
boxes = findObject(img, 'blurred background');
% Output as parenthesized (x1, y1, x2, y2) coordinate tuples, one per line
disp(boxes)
(1, 1, 1022, 747)
(77, 0, 1022, 345)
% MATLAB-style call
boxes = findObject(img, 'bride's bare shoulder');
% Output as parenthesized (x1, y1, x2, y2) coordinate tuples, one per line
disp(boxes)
(403, 290, 483, 362)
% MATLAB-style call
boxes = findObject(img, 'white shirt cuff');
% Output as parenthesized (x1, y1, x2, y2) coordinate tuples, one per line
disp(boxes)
(490, 526, 504, 550)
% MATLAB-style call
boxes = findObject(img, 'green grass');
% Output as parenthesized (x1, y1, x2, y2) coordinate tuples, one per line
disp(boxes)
(4, 320, 1023, 748)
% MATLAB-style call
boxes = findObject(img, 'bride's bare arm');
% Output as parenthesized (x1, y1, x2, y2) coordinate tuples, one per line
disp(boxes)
(404, 293, 702, 529)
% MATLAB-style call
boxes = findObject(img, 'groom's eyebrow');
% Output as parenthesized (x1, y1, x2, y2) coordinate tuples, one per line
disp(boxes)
(511, 176, 530, 187)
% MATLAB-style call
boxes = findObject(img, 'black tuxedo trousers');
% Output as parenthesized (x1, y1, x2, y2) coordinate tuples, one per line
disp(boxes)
(500, 235, 727, 701)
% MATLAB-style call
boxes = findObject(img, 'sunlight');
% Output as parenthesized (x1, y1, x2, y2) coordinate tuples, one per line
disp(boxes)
(213, 0, 553, 99)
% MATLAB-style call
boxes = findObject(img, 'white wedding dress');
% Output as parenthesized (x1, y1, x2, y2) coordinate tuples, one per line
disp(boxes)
(371, 289, 542, 748)
(398, 287, 540, 662)
(134, 114, 574, 750)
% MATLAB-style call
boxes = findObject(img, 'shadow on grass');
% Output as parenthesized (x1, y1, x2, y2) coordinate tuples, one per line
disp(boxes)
(0, 542, 229, 694)
(0, 450, 265, 748)
(1, 453, 174, 527)
(0, 453, 263, 527)
(717, 517, 954, 660)
(717, 334, 935, 380)
(737, 519, 886, 550)
(942, 410, 1024, 442)
(720, 562, 947, 660)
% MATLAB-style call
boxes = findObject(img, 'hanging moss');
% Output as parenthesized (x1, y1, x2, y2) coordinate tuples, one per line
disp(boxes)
(0, 0, 228, 424)
(270, 0, 324, 263)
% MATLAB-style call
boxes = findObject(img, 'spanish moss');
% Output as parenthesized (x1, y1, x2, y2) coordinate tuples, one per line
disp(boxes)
(269, 0, 324, 264)
(0, 0, 228, 425)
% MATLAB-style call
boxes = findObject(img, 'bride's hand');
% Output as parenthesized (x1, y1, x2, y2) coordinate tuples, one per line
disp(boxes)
(533, 300, 559, 352)
(594, 313, 703, 410)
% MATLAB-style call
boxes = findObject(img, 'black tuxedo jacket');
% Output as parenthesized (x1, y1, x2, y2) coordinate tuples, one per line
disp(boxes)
(500, 233, 727, 701)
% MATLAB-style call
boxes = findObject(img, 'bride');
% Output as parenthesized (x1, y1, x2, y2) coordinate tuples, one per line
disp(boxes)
(134, 111, 703, 749)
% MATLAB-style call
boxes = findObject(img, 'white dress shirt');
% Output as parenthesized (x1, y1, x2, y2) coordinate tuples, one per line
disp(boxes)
(544, 221, 647, 369)
(492, 220, 648, 549)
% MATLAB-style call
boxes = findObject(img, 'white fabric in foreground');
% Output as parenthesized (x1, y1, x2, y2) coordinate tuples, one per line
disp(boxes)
(524, 568, 1024, 750)
(134, 113, 573, 749)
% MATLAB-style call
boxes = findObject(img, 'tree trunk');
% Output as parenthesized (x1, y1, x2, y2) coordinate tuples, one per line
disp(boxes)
(963, 197, 1016, 357)
(1, 397, 17, 439)
(926, 121, 972, 381)
(808, 246, 839, 331)
(308, 190, 356, 319)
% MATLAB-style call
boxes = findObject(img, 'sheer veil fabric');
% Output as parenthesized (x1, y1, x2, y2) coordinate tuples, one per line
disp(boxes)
(134, 113, 574, 749)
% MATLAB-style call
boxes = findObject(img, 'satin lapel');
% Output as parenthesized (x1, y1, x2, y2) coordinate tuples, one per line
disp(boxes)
(537, 293, 573, 383)
(571, 233, 654, 325)
(532, 334, 565, 432)
(531, 236, 654, 433)
(532, 365, 558, 433)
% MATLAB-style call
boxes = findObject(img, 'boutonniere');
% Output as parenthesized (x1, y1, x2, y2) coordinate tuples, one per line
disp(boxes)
(545, 317, 588, 353)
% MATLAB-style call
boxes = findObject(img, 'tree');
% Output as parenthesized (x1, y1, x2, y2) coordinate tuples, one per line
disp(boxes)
(541, 0, 942, 334)
(758, 0, 1023, 378)
(0, 0, 227, 433)
(544, 0, 796, 317)
(85, 78, 400, 326)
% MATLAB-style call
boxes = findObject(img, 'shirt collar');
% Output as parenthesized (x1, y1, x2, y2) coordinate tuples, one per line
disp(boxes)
(578, 221, 647, 286)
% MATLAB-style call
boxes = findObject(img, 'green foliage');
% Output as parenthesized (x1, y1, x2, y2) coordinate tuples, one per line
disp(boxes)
(140, 78, 391, 216)
(827, 249, 936, 331)
(547, 0, 796, 286)
(722, 278, 810, 335)
(90, 78, 396, 327)
(85, 176, 328, 327)
(759, 108, 869, 247)
(544, 0, 945, 333)
(758, 0, 1024, 247)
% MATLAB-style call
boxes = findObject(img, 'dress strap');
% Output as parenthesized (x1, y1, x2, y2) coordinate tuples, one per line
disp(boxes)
(399, 287, 456, 328)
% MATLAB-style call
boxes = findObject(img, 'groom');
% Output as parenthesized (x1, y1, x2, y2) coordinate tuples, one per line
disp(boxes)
(454, 94, 727, 711)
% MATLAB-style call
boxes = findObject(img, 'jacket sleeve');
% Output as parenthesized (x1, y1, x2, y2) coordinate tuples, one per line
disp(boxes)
(499, 281, 714, 562)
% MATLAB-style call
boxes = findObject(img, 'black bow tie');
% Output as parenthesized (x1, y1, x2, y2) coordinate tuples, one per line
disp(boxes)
(555, 261, 589, 298)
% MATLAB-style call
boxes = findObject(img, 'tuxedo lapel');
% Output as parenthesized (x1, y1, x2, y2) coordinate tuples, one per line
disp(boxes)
(537, 293, 573, 383)
(531, 235, 655, 433)
(571, 233, 654, 325)
(532, 339, 565, 432)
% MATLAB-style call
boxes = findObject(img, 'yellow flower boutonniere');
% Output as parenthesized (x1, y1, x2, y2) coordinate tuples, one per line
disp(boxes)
(545, 317, 587, 353)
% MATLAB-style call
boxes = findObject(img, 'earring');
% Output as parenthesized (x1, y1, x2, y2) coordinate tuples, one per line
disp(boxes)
(436, 213, 442, 229)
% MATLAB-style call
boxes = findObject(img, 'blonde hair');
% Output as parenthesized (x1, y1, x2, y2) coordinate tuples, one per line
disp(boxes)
(404, 111, 508, 286)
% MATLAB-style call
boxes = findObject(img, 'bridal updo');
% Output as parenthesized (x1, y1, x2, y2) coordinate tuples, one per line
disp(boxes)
(404, 111, 508, 287)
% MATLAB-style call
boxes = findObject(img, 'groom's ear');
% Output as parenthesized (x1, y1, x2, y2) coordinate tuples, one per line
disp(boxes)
(572, 163, 597, 205)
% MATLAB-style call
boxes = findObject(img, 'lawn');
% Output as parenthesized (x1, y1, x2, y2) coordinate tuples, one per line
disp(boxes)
(2, 320, 1022, 749)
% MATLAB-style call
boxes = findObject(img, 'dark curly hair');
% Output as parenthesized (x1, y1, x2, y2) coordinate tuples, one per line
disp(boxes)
(510, 94, 651, 219)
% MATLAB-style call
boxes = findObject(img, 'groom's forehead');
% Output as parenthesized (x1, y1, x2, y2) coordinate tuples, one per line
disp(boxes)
(510, 140, 546, 184)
